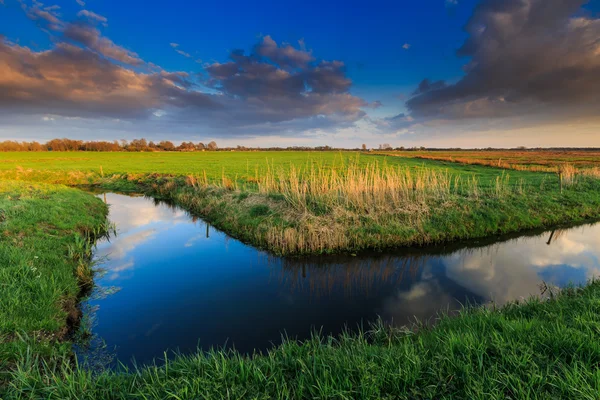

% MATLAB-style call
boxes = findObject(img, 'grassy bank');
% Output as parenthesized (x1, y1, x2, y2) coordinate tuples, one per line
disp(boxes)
(1, 152, 600, 255)
(0, 181, 108, 383)
(4, 281, 600, 399)
(121, 164, 600, 255)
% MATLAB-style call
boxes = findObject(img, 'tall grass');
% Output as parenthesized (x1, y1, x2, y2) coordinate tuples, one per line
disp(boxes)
(257, 162, 461, 214)
(253, 160, 517, 218)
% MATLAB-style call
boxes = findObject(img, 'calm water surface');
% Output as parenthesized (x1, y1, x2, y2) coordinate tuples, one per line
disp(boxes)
(77, 192, 600, 368)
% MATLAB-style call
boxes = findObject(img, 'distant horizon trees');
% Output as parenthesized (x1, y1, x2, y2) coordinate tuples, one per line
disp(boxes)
(0, 138, 597, 152)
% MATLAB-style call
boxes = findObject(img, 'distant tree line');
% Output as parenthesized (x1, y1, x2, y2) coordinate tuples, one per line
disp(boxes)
(0, 138, 222, 152)
(0, 138, 599, 152)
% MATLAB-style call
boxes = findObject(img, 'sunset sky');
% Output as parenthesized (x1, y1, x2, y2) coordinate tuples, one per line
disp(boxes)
(1, 0, 599, 148)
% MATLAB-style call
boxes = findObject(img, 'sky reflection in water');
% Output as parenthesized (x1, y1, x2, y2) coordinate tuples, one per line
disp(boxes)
(78, 193, 600, 368)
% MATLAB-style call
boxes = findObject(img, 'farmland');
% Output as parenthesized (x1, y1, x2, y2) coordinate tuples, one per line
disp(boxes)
(377, 149, 600, 172)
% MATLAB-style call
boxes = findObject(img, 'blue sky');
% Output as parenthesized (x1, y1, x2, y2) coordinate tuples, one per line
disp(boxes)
(1, 0, 599, 147)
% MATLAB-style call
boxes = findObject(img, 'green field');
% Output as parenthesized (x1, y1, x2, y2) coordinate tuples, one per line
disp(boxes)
(2, 151, 595, 255)
(0, 150, 549, 186)
(2, 152, 600, 398)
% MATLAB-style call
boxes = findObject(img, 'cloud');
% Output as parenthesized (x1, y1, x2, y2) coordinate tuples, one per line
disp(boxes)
(77, 10, 108, 26)
(75, 0, 85, 6)
(254, 35, 314, 68)
(0, 39, 216, 119)
(169, 42, 191, 58)
(23, 1, 63, 30)
(201, 36, 366, 130)
(406, 0, 600, 122)
(63, 23, 141, 65)
(402, 43, 411, 50)
(1, 14, 368, 138)
(412, 79, 447, 96)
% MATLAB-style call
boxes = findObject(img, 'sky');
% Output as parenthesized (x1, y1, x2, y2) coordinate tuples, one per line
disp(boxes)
(0, 0, 599, 148)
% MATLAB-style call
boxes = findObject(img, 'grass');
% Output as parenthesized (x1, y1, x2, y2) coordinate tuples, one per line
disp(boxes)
(1, 151, 600, 255)
(3, 153, 600, 398)
(0, 181, 108, 383)
(4, 281, 600, 399)
(0, 150, 551, 187)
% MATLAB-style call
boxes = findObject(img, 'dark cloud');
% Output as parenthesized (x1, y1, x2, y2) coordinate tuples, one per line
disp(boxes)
(0, 39, 217, 119)
(407, 0, 600, 121)
(254, 35, 314, 69)
(202, 36, 366, 128)
(412, 79, 447, 96)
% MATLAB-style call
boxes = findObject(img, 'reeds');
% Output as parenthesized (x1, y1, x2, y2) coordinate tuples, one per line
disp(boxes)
(256, 161, 480, 214)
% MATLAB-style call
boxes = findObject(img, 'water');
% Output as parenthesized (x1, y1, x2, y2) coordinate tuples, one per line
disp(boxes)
(77, 192, 600, 369)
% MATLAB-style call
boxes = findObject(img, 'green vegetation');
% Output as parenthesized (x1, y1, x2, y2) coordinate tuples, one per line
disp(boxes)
(1, 151, 599, 255)
(2, 152, 600, 398)
(5, 281, 600, 399)
(0, 181, 108, 383)
(0, 150, 551, 185)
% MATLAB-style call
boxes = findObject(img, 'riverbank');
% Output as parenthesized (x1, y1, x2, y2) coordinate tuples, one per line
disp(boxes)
(0, 181, 108, 385)
(5, 279, 600, 399)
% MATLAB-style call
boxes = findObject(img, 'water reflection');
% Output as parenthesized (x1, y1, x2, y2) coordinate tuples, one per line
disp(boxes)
(78, 193, 600, 369)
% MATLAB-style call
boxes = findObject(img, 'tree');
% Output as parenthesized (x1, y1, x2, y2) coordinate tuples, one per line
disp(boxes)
(361, 144, 367, 151)
(158, 141, 175, 151)
(128, 138, 149, 151)
(178, 141, 196, 151)
(197, 142, 206, 150)
(207, 141, 218, 151)
(379, 143, 392, 150)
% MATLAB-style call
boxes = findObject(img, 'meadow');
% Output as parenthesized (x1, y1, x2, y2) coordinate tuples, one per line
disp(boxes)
(0, 150, 551, 185)
(3, 151, 599, 255)
(3, 150, 600, 398)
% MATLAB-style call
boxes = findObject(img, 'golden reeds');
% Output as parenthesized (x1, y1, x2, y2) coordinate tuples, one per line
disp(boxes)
(256, 162, 470, 214)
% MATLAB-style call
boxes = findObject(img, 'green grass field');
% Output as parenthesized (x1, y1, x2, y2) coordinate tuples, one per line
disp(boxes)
(0, 151, 550, 187)
(2, 152, 600, 398)
(2, 151, 589, 255)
